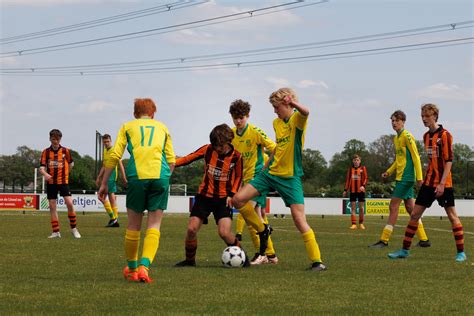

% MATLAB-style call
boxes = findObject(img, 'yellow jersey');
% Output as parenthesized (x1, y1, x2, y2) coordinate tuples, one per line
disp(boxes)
(105, 118, 176, 180)
(386, 129, 423, 182)
(232, 123, 276, 184)
(103, 147, 118, 181)
(269, 110, 307, 177)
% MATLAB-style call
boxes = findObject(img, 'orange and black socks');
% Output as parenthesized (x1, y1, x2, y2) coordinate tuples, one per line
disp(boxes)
(403, 220, 419, 250)
(185, 239, 197, 262)
(51, 220, 59, 232)
(452, 223, 464, 253)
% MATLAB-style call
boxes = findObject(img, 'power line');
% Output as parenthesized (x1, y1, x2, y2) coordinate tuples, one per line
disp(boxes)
(0, 0, 329, 57)
(0, 1, 206, 45)
(2, 37, 471, 76)
(3, 20, 472, 72)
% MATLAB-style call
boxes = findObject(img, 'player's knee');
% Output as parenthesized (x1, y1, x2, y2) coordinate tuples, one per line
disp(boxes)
(232, 195, 244, 209)
(186, 226, 199, 238)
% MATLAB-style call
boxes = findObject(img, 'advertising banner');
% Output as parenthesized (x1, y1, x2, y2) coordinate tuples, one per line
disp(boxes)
(0, 194, 39, 210)
(342, 199, 408, 215)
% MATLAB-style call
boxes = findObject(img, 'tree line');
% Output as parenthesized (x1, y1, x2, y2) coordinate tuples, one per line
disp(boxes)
(1, 135, 473, 198)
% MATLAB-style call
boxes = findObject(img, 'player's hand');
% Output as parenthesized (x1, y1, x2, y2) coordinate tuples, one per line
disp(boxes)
(98, 183, 108, 202)
(360, 186, 366, 193)
(342, 191, 347, 198)
(284, 95, 293, 107)
(416, 180, 422, 188)
(226, 197, 234, 208)
(44, 174, 52, 181)
(435, 183, 445, 198)
(381, 172, 388, 178)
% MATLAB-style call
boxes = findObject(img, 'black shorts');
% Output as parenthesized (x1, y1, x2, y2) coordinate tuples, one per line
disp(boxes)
(191, 194, 233, 225)
(47, 184, 71, 200)
(349, 192, 365, 202)
(415, 185, 455, 208)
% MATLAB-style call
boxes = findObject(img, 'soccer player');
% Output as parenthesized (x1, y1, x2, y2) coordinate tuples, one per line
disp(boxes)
(99, 98, 176, 283)
(95, 134, 127, 227)
(370, 110, 430, 248)
(343, 154, 368, 230)
(174, 124, 248, 267)
(388, 104, 467, 262)
(229, 99, 279, 265)
(233, 88, 327, 271)
(39, 129, 81, 239)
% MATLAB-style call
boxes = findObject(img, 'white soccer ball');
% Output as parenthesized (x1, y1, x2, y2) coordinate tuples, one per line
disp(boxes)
(221, 246, 246, 268)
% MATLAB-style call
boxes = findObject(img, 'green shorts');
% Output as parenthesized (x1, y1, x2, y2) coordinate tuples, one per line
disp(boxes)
(126, 178, 169, 213)
(252, 194, 267, 208)
(107, 178, 117, 194)
(249, 171, 304, 207)
(392, 181, 414, 200)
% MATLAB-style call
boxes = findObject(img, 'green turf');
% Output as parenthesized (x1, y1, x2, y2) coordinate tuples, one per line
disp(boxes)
(0, 212, 472, 315)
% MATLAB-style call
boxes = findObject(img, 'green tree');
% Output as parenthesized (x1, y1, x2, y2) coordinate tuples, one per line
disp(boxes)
(452, 143, 474, 195)
(302, 148, 327, 194)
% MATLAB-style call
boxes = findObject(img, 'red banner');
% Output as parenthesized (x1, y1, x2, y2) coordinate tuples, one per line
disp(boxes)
(0, 194, 39, 210)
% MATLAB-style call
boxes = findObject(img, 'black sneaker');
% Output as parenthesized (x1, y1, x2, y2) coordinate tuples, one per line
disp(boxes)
(105, 219, 114, 227)
(257, 224, 272, 255)
(236, 233, 242, 241)
(174, 260, 196, 267)
(110, 220, 120, 227)
(416, 240, 431, 248)
(310, 262, 327, 271)
(369, 241, 388, 249)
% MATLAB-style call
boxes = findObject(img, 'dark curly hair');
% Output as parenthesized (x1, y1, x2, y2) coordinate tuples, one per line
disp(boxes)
(229, 99, 251, 118)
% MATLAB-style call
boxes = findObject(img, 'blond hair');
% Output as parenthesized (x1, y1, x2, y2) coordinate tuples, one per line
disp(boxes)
(269, 87, 298, 105)
(421, 103, 439, 122)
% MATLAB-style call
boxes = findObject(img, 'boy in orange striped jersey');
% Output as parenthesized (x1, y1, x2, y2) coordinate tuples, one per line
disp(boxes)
(343, 155, 368, 230)
(174, 124, 249, 267)
(388, 104, 467, 262)
(39, 129, 81, 239)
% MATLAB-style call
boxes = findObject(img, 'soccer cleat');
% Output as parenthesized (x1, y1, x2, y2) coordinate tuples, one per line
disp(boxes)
(123, 266, 139, 282)
(235, 233, 242, 241)
(359, 224, 366, 230)
(369, 241, 388, 249)
(415, 240, 431, 248)
(110, 219, 120, 227)
(310, 262, 327, 271)
(71, 228, 81, 239)
(174, 260, 196, 267)
(455, 252, 467, 262)
(47, 232, 61, 239)
(137, 266, 152, 283)
(105, 219, 114, 227)
(388, 249, 410, 259)
(250, 255, 268, 265)
(350, 224, 357, 230)
(266, 254, 279, 264)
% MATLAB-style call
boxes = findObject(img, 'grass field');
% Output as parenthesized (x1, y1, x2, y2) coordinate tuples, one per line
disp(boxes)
(0, 211, 473, 315)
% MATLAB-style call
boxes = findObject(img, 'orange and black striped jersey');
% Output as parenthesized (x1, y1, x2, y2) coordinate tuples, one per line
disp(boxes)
(423, 125, 453, 188)
(175, 144, 243, 198)
(344, 166, 368, 193)
(40, 145, 74, 184)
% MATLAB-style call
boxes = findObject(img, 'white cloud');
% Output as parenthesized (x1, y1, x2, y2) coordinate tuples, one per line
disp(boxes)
(296, 80, 328, 89)
(78, 100, 114, 113)
(265, 77, 290, 89)
(1, 0, 138, 6)
(417, 83, 473, 101)
(162, 1, 301, 45)
(0, 57, 20, 67)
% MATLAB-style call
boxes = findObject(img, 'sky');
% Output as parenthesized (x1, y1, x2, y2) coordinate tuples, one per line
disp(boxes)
(0, 0, 473, 162)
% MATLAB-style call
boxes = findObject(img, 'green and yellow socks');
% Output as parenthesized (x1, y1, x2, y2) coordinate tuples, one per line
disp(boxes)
(125, 228, 161, 271)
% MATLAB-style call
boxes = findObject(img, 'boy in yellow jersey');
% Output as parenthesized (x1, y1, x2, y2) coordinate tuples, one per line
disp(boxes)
(370, 110, 430, 248)
(99, 98, 175, 283)
(96, 134, 127, 227)
(233, 88, 327, 271)
(229, 99, 279, 265)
